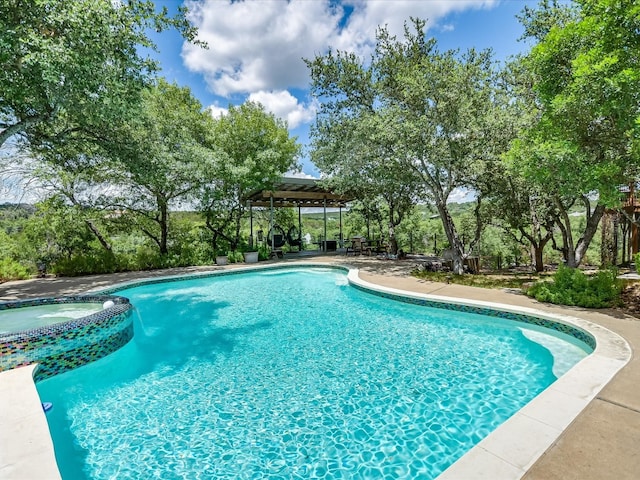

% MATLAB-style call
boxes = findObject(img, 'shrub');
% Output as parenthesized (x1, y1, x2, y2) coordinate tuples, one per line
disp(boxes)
(133, 246, 168, 271)
(258, 244, 270, 261)
(50, 250, 121, 276)
(527, 265, 622, 308)
(0, 258, 32, 281)
(227, 251, 244, 263)
(635, 253, 640, 274)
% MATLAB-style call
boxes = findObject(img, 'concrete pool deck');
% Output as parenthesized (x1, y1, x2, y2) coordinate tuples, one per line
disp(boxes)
(1, 256, 638, 479)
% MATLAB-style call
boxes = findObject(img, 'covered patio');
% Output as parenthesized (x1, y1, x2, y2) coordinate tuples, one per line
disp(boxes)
(244, 177, 353, 253)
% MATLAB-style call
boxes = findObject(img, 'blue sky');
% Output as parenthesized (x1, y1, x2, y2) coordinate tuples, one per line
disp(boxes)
(150, 0, 538, 181)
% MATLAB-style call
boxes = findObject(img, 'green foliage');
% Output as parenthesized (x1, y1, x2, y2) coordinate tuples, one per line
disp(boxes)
(227, 251, 244, 264)
(257, 244, 270, 261)
(131, 246, 169, 271)
(22, 198, 96, 263)
(107, 79, 218, 255)
(412, 269, 538, 290)
(307, 18, 514, 271)
(0, 228, 28, 262)
(0, 0, 199, 149)
(507, 0, 639, 269)
(635, 253, 640, 275)
(199, 101, 300, 252)
(527, 265, 622, 308)
(50, 250, 121, 277)
(0, 258, 31, 281)
(523, 0, 640, 184)
(167, 220, 214, 266)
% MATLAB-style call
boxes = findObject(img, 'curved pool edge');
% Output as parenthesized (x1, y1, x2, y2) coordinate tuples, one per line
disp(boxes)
(347, 268, 632, 480)
(0, 261, 632, 480)
(0, 295, 134, 380)
(85, 261, 350, 295)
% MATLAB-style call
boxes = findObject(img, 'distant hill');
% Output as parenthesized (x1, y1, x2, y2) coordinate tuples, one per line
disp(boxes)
(0, 203, 35, 211)
(0, 203, 35, 220)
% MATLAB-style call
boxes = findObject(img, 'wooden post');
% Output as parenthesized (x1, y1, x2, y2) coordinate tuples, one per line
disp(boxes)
(339, 206, 343, 248)
(270, 195, 274, 251)
(323, 197, 327, 252)
(248, 200, 253, 249)
(298, 204, 302, 250)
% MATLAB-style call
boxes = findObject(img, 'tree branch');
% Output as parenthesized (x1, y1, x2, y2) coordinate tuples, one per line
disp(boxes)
(0, 115, 48, 148)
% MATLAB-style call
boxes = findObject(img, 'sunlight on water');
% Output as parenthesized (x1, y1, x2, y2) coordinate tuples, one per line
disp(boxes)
(0, 303, 103, 334)
(37, 268, 590, 480)
(519, 328, 588, 378)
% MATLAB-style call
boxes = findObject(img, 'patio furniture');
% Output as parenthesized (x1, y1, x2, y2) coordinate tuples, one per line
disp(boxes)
(267, 225, 286, 248)
(287, 226, 302, 251)
(321, 240, 337, 251)
(346, 237, 365, 256)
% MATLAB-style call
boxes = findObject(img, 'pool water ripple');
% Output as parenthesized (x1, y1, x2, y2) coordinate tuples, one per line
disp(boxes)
(37, 268, 589, 479)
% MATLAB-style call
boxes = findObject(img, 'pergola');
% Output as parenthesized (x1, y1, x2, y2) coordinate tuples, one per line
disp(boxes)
(244, 177, 353, 251)
(602, 182, 640, 265)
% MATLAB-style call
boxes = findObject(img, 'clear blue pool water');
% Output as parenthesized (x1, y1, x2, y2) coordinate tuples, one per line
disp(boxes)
(37, 267, 590, 479)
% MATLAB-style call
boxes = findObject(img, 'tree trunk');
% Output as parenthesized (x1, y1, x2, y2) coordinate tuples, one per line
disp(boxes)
(159, 200, 169, 255)
(531, 238, 550, 273)
(232, 209, 243, 251)
(553, 198, 605, 268)
(573, 204, 605, 267)
(600, 210, 616, 267)
(436, 201, 465, 274)
(85, 219, 112, 252)
(518, 227, 551, 273)
(388, 221, 397, 255)
(621, 219, 629, 264)
(532, 245, 543, 272)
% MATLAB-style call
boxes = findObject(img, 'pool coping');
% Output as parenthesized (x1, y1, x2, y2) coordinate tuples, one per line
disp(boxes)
(346, 268, 631, 479)
(0, 262, 632, 480)
(0, 364, 61, 480)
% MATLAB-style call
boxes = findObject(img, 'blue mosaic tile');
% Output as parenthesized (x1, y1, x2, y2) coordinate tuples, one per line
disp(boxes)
(99, 264, 594, 349)
(350, 283, 596, 350)
(0, 296, 134, 377)
(96, 264, 350, 295)
(0, 264, 595, 382)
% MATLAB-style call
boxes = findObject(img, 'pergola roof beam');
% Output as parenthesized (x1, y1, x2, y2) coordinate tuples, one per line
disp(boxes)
(244, 177, 354, 208)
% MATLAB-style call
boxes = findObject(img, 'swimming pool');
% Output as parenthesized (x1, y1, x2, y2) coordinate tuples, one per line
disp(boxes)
(37, 266, 593, 479)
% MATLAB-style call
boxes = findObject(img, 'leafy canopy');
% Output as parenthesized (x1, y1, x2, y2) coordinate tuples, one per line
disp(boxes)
(0, 0, 200, 149)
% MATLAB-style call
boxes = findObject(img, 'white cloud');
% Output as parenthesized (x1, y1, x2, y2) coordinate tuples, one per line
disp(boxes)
(248, 90, 316, 129)
(183, 0, 341, 96)
(285, 170, 318, 180)
(183, 0, 498, 97)
(448, 187, 476, 204)
(206, 104, 228, 118)
(341, 0, 496, 42)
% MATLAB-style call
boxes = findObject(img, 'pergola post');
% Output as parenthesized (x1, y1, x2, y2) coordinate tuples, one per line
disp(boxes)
(339, 206, 343, 248)
(248, 200, 253, 249)
(298, 204, 302, 250)
(270, 195, 274, 251)
(323, 196, 327, 252)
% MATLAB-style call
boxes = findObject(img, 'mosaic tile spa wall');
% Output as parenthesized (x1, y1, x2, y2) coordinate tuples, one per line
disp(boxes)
(0, 296, 133, 381)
